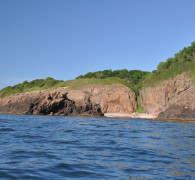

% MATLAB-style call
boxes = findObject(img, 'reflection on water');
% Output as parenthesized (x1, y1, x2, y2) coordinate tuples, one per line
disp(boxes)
(0, 114, 194, 179)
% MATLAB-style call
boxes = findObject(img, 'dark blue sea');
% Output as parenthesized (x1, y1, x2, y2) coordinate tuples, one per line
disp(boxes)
(0, 114, 194, 180)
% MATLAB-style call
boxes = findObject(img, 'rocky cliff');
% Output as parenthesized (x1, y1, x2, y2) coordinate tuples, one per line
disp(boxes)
(141, 72, 195, 120)
(1, 72, 194, 120)
(0, 84, 137, 116)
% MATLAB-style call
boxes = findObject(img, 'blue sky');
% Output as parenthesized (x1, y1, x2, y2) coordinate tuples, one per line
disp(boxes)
(0, 0, 195, 89)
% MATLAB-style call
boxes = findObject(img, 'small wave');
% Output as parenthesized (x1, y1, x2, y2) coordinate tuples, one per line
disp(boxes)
(0, 171, 17, 179)
(54, 163, 75, 170)
(65, 129, 74, 133)
(53, 139, 80, 145)
(109, 140, 116, 144)
(0, 128, 15, 132)
(14, 135, 44, 139)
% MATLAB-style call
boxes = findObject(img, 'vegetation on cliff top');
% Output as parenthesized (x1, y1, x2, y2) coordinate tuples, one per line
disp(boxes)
(0, 77, 128, 97)
(76, 69, 150, 96)
(145, 42, 195, 86)
(0, 77, 63, 97)
(75, 41, 195, 88)
(0, 41, 195, 98)
(76, 69, 149, 84)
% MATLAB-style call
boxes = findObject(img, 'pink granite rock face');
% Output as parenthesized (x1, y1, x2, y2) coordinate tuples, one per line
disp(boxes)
(0, 84, 137, 116)
(67, 84, 137, 114)
(141, 72, 195, 119)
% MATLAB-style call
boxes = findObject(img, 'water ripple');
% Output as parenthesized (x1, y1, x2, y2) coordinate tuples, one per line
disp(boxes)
(0, 128, 15, 132)
(0, 114, 194, 179)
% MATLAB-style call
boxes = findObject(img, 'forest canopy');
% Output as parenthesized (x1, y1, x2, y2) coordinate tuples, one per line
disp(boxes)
(76, 69, 150, 85)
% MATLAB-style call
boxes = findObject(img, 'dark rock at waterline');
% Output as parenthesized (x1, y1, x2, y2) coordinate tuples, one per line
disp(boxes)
(0, 85, 137, 117)
(0, 88, 103, 116)
(157, 106, 195, 120)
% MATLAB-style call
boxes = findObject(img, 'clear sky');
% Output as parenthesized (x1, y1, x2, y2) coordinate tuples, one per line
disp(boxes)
(0, 0, 195, 89)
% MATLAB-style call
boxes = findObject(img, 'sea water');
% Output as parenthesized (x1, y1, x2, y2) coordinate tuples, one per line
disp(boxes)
(0, 114, 194, 179)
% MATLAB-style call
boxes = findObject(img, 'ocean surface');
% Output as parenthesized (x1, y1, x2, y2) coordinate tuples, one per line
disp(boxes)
(0, 114, 194, 180)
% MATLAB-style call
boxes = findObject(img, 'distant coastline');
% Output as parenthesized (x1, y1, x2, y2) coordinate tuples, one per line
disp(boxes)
(0, 43, 195, 121)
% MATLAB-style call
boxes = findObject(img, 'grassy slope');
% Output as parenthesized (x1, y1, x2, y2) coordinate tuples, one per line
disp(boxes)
(144, 61, 195, 87)
(64, 77, 129, 88)
(0, 77, 129, 98)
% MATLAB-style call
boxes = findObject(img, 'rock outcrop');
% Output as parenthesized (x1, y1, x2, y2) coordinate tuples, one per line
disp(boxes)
(0, 84, 137, 116)
(141, 72, 195, 120)
(67, 85, 137, 114)
(157, 106, 195, 120)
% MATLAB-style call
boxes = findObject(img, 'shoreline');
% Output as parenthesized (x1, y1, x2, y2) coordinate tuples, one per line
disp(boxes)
(104, 113, 195, 122)
(104, 113, 156, 119)
(1, 112, 194, 122)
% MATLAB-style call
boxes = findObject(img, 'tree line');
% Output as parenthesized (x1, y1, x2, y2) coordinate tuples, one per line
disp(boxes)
(76, 69, 150, 85)
(156, 42, 195, 72)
